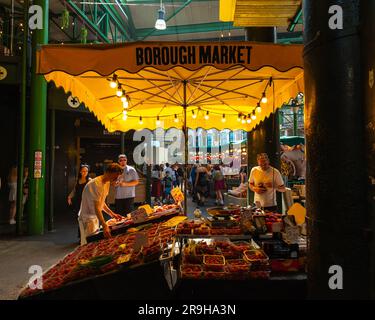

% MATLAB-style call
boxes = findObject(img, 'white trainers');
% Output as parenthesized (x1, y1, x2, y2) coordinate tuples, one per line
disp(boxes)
(9, 219, 16, 225)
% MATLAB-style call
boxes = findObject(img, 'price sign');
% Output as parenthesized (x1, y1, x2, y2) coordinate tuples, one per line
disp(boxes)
(34, 151, 43, 179)
(132, 232, 148, 252)
(130, 208, 148, 224)
(171, 187, 184, 203)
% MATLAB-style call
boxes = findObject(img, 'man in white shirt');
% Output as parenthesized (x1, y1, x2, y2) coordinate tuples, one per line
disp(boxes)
(115, 154, 139, 216)
(78, 163, 124, 242)
(248, 153, 286, 211)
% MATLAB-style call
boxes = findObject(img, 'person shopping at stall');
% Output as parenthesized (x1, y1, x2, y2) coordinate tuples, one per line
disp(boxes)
(151, 164, 162, 204)
(78, 163, 124, 244)
(195, 165, 209, 206)
(248, 153, 286, 211)
(68, 165, 91, 214)
(213, 165, 225, 205)
(115, 154, 139, 216)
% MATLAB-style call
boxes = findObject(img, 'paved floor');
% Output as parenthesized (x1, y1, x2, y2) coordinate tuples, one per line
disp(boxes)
(0, 195, 219, 300)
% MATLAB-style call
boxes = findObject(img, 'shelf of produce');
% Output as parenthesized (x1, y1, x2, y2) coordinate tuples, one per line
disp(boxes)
(87, 210, 180, 243)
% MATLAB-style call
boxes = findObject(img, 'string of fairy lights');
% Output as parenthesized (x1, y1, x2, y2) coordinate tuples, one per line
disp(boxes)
(107, 74, 273, 126)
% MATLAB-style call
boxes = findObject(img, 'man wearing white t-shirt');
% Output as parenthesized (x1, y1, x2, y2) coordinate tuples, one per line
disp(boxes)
(78, 163, 124, 242)
(249, 153, 286, 211)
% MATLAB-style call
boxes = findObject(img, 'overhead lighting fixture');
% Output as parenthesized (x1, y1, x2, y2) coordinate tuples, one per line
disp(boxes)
(261, 92, 268, 104)
(204, 111, 209, 120)
(156, 116, 161, 126)
(109, 74, 118, 88)
(221, 114, 226, 123)
(241, 116, 246, 124)
(121, 91, 127, 103)
(256, 102, 262, 113)
(246, 114, 251, 124)
(155, 1, 166, 30)
(174, 114, 179, 123)
(192, 110, 197, 119)
(116, 85, 123, 97)
(237, 113, 241, 122)
(122, 110, 128, 120)
(139, 117, 143, 125)
(251, 111, 256, 120)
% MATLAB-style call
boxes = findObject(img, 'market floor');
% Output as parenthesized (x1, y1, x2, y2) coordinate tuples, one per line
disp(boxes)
(0, 195, 219, 300)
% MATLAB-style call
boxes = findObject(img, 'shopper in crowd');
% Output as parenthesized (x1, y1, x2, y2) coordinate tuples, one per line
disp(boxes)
(189, 164, 198, 202)
(8, 166, 17, 225)
(172, 164, 179, 188)
(165, 163, 177, 188)
(163, 171, 173, 203)
(78, 163, 124, 244)
(115, 154, 139, 216)
(249, 153, 286, 211)
(176, 163, 184, 189)
(151, 164, 162, 204)
(68, 165, 91, 215)
(213, 165, 225, 206)
(194, 165, 209, 206)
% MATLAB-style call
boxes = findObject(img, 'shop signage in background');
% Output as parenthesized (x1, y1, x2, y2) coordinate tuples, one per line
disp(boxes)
(130, 208, 148, 224)
(171, 187, 184, 204)
(34, 151, 43, 179)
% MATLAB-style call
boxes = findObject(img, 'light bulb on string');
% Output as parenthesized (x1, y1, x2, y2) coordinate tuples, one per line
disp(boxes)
(156, 116, 161, 126)
(204, 111, 209, 120)
(109, 74, 118, 88)
(237, 114, 241, 122)
(241, 116, 246, 124)
(122, 110, 128, 121)
(256, 102, 262, 113)
(221, 114, 226, 123)
(139, 117, 143, 125)
(174, 114, 179, 123)
(192, 110, 197, 119)
(123, 99, 129, 109)
(116, 85, 123, 97)
(251, 111, 256, 120)
(121, 91, 127, 103)
(261, 92, 268, 104)
(246, 115, 251, 124)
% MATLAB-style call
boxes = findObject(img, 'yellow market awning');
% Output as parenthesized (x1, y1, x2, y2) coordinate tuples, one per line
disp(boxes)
(37, 41, 304, 132)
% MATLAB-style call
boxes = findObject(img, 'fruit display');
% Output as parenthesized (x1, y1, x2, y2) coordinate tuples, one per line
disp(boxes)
(180, 264, 203, 279)
(19, 222, 176, 298)
(176, 219, 245, 237)
(179, 239, 270, 280)
(203, 255, 225, 272)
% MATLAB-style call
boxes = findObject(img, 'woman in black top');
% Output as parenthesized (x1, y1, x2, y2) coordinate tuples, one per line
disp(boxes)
(67, 165, 91, 214)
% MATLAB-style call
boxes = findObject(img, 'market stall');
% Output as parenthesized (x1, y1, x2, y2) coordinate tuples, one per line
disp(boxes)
(37, 41, 304, 213)
(19, 203, 307, 300)
(19, 41, 306, 299)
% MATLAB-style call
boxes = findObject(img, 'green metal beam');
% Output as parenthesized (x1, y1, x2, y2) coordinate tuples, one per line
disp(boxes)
(141, 0, 193, 40)
(287, 5, 302, 32)
(101, 0, 133, 40)
(137, 21, 239, 38)
(67, 0, 110, 42)
(29, 0, 49, 235)
(117, 0, 137, 38)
